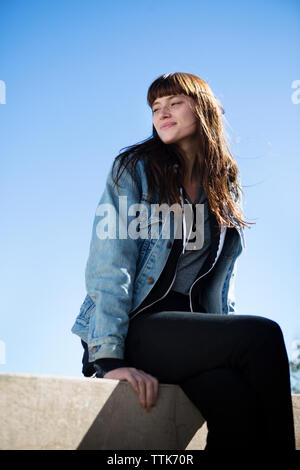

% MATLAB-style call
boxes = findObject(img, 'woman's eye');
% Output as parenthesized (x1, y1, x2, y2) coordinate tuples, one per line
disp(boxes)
(153, 102, 181, 114)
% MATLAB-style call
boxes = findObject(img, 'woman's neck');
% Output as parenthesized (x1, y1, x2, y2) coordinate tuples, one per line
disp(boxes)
(183, 154, 203, 185)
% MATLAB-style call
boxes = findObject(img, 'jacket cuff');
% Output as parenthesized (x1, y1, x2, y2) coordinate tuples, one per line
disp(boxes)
(88, 342, 124, 362)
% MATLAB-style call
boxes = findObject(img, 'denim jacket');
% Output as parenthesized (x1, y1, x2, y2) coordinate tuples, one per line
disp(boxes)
(71, 155, 246, 363)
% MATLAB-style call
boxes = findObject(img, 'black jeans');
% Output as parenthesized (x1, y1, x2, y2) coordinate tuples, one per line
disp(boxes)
(122, 289, 296, 450)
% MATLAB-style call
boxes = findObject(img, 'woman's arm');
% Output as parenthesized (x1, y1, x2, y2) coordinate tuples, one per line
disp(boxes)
(85, 157, 143, 364)
(227, 174, 245, 314)
(81, 339, 130, 377)
(227, 260, 238, 314)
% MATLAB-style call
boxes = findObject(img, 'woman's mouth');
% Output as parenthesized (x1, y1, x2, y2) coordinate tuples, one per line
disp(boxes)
(161, 123, 176, 130)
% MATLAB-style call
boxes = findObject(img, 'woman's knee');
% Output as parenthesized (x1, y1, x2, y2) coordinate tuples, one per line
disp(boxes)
(237, 315, 284, 345)
(254, 316, 283, 342)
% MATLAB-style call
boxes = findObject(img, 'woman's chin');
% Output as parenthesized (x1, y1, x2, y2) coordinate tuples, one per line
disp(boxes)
(160, 136, 179, 145)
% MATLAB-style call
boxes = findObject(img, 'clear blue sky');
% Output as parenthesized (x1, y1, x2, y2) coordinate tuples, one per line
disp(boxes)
(0, 0, 299, 378)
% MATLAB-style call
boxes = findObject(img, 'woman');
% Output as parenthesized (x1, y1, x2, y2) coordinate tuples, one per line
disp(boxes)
(71, 72, 295, 450)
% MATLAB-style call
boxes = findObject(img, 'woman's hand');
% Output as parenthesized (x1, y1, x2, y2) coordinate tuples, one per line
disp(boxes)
(103, 367, 159, 412)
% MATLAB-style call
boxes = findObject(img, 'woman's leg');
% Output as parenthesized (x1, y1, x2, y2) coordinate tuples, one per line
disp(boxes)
(180, 367, 265, 449)
(124, 308, 295, 449)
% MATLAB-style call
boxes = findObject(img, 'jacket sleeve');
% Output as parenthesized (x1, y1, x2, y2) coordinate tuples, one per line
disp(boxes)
(85, 158, 142, 363)
(227, 175, 245, 315)
(81, 339, 131, 377)
(227, 260, 238, 314)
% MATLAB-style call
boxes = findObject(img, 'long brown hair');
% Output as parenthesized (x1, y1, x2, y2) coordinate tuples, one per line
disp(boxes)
(111, 72, 254, 230)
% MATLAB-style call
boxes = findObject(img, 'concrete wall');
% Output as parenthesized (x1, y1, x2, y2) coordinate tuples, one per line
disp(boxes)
(0, 373, 299, 450)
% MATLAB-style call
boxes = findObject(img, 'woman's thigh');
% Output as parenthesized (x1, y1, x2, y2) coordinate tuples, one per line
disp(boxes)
(180, 366, 261, 420)
(124, 310, 278, 384)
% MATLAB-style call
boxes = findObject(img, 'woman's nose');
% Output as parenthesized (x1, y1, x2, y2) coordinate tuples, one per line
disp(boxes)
(158, 104, 172, 117)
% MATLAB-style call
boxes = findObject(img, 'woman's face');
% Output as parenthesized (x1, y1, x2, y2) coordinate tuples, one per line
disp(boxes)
(152, 93, 199, 146)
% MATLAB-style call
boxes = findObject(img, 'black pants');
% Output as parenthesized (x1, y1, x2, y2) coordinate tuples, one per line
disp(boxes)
(121, 289, 296, 450)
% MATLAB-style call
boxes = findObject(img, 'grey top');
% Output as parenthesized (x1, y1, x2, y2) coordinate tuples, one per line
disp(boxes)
(171, 181, 211, 295)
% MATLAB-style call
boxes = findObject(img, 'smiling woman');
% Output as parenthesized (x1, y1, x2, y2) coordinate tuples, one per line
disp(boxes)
(71, 72, 296, 450)
(152, 94, 199, 149)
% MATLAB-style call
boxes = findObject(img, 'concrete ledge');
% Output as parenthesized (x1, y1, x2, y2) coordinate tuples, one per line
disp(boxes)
(0, 373, 299, 450)
(0, 373, 206, 450)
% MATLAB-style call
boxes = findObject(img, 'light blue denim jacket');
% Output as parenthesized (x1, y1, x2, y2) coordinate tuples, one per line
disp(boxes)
(71, 156, 246, 363)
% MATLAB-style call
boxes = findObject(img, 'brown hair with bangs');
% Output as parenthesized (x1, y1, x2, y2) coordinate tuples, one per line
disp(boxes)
(111, 72, 254, 231)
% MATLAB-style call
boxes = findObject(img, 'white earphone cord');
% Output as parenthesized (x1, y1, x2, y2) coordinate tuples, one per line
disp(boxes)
(180, 187, 193, 254)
